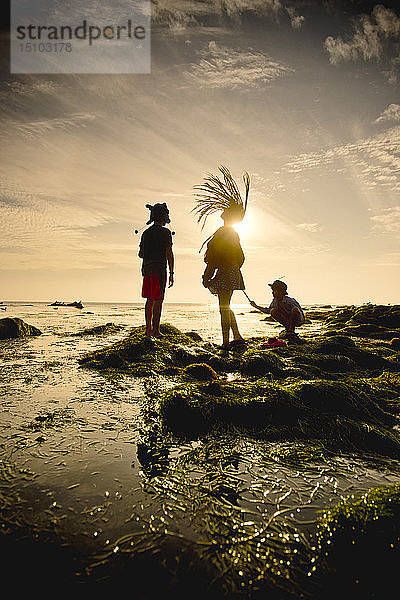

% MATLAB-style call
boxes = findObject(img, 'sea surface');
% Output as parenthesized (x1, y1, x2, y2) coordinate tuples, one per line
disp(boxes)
(1, 301, 400, 590)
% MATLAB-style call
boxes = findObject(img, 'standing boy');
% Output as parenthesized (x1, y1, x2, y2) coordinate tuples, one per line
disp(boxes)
(139, 203, 174, 338)
(250, 279, 305, 336)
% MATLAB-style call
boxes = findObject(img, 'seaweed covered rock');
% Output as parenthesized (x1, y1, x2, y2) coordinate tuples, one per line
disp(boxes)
(312, 335, 356, 353)
(171, 344, 215, 366)
(289, 380, 397, 427)
(183, 363, 218, 381)
(159, 380, 298, 435)
(159, 375, 400, 457)
(390, 337, 400, 349)
(0, 317, 42, 340)
(74, 322, 122, 336)
(79, 324, 196, 372)
(306, 335, 396, 372)
(184, 331, 203, 341)
(326, 304, 400, 336)
(240, 350, 285, 377)
(312, 354, 357, 373)
(338, 324, 400, 340)
(316, 484, 400, 598)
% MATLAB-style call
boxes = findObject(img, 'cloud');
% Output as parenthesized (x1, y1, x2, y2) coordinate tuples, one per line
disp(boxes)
(283, 125, 400, 194)
(0, 80, 60, 99)
(246, 243, 331, 257)
(375, 103, 400, 124)
(183, 41, 294, 89)
(3, 113, 100, 140)
(324, 4, 400, 81)
(152, 0, 304, 31)
(295, 222, 321, 232)
(370, 206, 400, 234)
(0, 180, 114, 271)
(371, 251, 400, 266)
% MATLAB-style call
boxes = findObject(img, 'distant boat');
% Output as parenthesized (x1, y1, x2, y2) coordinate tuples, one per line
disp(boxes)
(49, 300, 84, 309)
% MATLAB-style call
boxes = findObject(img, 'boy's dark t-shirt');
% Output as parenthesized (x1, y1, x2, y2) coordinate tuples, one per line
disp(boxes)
(139, 224, 172, 276)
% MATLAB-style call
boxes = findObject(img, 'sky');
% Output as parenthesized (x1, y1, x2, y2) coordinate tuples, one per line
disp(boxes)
(1, 0, 399, 305)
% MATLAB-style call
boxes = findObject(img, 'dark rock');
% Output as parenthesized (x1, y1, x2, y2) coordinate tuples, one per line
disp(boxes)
(240, 350, 285, 376)
(208, 355, 241, 372)
(312, 354, 357, 372)
(184, 331, 203, 341)
(316, 484, 400, 598)
(327, 304, 400, 330)
(291, 380, 396, 427)
(50, 300, 83, 308)
(0, 317, 42, 340)
(312, 336, 356, 353)
(171, 345, 214, 366)
(74, 322, 122, 336)
(183, 363, 218, 381)
(337, 324, 400, 340)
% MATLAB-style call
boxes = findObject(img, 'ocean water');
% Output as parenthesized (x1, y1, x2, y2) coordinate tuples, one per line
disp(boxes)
(1, 301, 400, 589)
(0, 299, 329, 341)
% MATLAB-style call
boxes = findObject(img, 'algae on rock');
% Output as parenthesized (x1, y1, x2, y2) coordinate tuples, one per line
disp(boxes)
(0, 317, 42, 339)
(315, 484, 400, 598)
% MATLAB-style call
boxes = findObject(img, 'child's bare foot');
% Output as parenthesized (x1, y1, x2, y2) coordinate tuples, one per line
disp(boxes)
(152, 330, 164, 338)
(229, 338, 246, 348)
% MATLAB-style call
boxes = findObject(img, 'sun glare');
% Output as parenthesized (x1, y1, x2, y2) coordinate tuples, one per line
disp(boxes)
(234, 216, 253, 238)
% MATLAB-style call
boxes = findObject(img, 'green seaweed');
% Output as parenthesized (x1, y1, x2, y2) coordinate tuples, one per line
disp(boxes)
(74, 322, 122, 336)
(183, 363, 219, 381)
(326, 304, 400, 332)
(240, 350, 286, 377)
(159, 376, 400, 458)
(315, 484, 400, 598)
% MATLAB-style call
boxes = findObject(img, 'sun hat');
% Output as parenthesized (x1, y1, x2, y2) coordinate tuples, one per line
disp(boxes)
(268, 280, 287, 292)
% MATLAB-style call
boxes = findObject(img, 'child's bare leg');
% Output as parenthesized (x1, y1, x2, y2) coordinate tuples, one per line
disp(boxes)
(218, 291, 232, 348)
(270, 308, 290, 330)
(145, 299, 153, 336)
(229, 309, 243, 341)
(151, 299, 163, 337)
(287, 307, 302, 333)
(271, 307, 301, 334)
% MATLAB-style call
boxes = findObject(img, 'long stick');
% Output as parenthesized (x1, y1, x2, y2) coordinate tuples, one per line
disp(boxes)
(242, 290, 252, 303)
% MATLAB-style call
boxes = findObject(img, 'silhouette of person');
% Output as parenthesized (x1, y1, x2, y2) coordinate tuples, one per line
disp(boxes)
(139, 203, 174, 337)
(194, 166, 250, 350)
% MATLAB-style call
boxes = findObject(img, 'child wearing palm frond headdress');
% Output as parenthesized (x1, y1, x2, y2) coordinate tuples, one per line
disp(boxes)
(193, 165, 250, 350)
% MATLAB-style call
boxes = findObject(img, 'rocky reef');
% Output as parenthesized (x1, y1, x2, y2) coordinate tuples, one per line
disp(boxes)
(0, 317, 42, 340)
(324, 304, 400, 340)
(79, 309, 400, 459)
(74, 322, 122, 336)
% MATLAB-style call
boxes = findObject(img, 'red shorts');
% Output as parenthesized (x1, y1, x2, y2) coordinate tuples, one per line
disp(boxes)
(142, 273, 166, 299)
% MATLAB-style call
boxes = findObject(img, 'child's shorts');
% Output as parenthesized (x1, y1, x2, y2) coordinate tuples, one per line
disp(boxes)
(142, 273, 167, 300)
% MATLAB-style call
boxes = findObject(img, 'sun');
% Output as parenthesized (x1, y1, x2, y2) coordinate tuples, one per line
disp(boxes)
(233, 215, 254, 239)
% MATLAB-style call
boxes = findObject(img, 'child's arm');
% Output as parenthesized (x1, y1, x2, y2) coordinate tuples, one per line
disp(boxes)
(166, 246, 174, 287)
(202, 263, 216, 287)
(249, 300, 269, 313)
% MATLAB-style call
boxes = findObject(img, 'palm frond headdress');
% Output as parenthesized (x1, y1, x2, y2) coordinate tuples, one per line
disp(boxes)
(193, 165, 250, 230)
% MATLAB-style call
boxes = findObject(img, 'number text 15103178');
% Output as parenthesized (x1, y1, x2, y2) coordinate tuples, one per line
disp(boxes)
(19, 42, 73, 52)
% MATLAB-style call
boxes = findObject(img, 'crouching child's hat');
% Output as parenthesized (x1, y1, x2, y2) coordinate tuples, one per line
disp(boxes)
(269, 280, 288, 293)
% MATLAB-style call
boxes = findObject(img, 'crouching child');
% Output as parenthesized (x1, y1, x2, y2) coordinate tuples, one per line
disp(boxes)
(250, 279, 305, 336)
